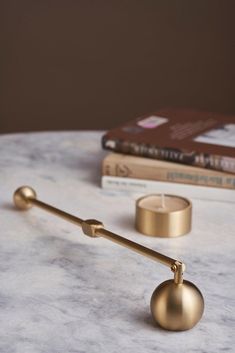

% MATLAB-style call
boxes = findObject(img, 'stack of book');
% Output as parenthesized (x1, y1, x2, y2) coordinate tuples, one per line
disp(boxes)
(101, 108, 235, 202)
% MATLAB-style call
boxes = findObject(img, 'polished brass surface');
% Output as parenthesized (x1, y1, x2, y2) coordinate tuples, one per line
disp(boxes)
(31, 198, 84, 226)
(151, 279, 204, 331)
(96, 228, 179, 270)
(81, 219, 104, 237)
(136, 194, 192, 237)
(13, 186, 204, 331)
(172, 261, 185, 284)
(13, 186, 37, 210)
(13, 186, 180, 271)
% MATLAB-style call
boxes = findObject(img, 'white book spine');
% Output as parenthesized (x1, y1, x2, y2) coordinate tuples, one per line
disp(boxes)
(101, 176, 235, 203)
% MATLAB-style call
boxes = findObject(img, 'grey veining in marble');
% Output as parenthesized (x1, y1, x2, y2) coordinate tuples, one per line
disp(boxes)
(0, 131, 234, 353)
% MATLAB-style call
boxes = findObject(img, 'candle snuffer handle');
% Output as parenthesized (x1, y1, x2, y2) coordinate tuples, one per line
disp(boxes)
(13, 186, 204, 331)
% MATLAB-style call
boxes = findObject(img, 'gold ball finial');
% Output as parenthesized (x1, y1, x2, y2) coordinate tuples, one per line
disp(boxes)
(150, 279, 204, 331)
(13, 186, 37, 210)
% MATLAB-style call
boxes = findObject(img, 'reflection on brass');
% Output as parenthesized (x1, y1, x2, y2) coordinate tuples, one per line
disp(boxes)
(13, 186, 204, 331)
(151, 279, 204, 331)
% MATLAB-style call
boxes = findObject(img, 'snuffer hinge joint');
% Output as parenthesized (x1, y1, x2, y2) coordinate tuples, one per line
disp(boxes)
(171, 261, 186, 284)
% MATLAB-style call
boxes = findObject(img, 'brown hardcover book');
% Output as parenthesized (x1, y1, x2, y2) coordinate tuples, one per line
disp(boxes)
(102, 108, 235, 173)
(102, 153, 235, 189)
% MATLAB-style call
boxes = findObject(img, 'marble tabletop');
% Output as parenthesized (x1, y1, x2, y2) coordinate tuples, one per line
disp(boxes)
(0, 131, 234, 353)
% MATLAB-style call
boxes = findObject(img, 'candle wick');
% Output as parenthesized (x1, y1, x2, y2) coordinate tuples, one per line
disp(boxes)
(161, 194, 165, 209)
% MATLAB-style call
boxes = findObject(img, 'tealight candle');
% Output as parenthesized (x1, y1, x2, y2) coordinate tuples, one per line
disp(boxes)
(135, 194, 192, 237)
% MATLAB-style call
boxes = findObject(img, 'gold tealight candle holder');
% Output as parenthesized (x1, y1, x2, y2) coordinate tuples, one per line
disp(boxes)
(135, 194, 192, 237)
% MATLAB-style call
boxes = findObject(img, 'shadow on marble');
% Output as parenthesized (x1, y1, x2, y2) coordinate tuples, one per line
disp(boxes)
(130, 309, 163, 331)
(1, 202, 16, 211)
(116, 213, 136, 232)
(70, 155, 104, 186)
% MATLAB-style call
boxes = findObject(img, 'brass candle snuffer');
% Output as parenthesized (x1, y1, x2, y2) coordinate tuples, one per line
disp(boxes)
(13, 186, 204, 331)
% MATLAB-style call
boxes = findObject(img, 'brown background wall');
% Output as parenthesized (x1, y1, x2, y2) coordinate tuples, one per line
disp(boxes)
(1, 0, 235, 133)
